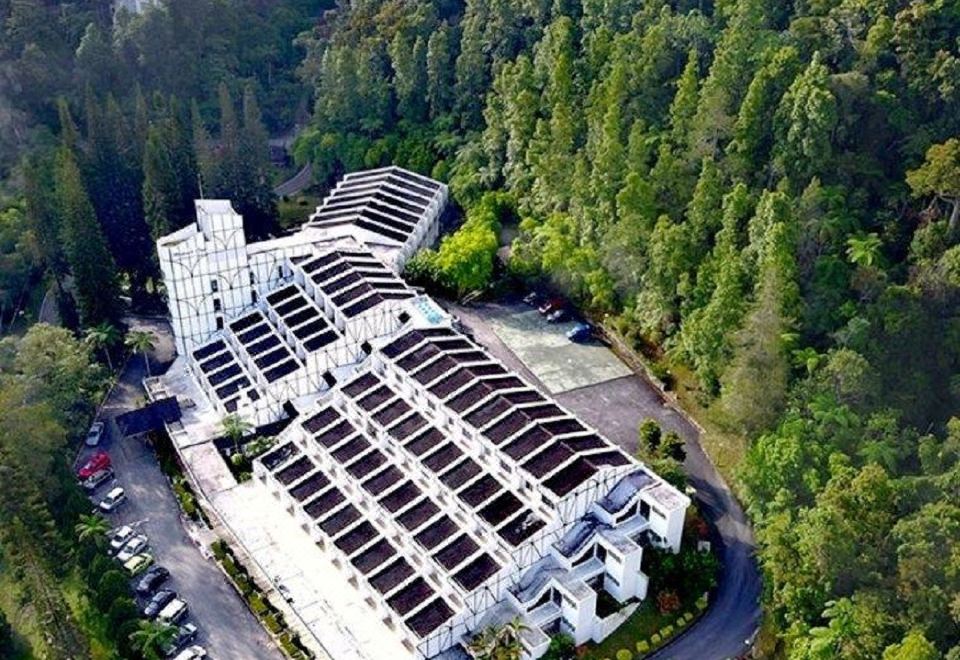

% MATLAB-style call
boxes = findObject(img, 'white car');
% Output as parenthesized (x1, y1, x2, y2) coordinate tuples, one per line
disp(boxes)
(158, 598, 189, 624)
(98, 486, 126, 512)
(85, 421, 105, 446)
(172, 646, 206, 660)
(116, 534, 149, 562)
(108, 525, 135, 553)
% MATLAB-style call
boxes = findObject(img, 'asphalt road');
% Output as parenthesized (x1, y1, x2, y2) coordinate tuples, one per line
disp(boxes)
(78, 317, 281, 660)
(454, 302, 763, 660)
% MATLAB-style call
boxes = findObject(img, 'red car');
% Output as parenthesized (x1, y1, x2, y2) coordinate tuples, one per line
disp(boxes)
(77, 451, 111, 479)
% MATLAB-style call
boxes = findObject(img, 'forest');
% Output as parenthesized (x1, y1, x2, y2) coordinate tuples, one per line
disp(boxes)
(1, 0, 959, 658)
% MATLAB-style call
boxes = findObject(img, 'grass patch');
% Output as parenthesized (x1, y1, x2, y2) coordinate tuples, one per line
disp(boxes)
(277, 193, 323, 229)
(660, 359, 747, 485)
(580, 600, 676, 659)
(0, 565, 38, 659)
(0, 565, 117, 660)
(60, 571, 117, 660)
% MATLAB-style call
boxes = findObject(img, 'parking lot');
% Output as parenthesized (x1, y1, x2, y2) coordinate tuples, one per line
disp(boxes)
(450, 300, 692, 452)
(480, 303, 630, 394)
(76, 317, 281, 660)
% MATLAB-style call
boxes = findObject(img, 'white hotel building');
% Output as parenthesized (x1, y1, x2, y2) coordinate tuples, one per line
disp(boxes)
(155, 166, 689, 659)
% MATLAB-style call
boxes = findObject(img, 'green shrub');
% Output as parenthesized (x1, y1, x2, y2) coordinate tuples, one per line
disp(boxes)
(235, 575, 254, 596)
(249, 593, 269, 615)
(279, 633, 301, 657)
(181, 497, 197, 518)
(651, 633, 661, 644)
(635, 640, 650, 653)
(210, 539, 227, 559)
(264, 613, 283, 634)
(676, 616, 687, 627)
(615, 650, 633, 660)
(683, 612, 694, 623)
(696, 595, 708, 610)
(660, 625, 674, 638)
(222, 556, 238, 576)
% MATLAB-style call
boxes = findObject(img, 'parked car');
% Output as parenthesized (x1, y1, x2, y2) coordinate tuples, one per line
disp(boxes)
(172, 645, 206, 660)
(522, 292, 540, 306)
(566, 322, 593, 343)
(538, 297, 565, 315)
(136, 565, 171, 596)
(85, 421, 105, 447)
(546, 309, 568, 323)
(108, 525, 135, 554)
(77, 451, 111, 479)
(98, 486, 126, 512)
(82, 468, 114, 492)
(143, 589, 177, 619)
(158, 598, 189, 624)
(116, 534, 149, 563)
(123, 553, 154, 576)
(162, 623, 198, 658)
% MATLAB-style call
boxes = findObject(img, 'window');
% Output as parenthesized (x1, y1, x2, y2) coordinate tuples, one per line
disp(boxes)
(215, 316, 224, 330)
(249, 272, 256, 285)
(251, 291, 258, 304)
(210, 279, 219, 293)
(213, 298, 222, 312)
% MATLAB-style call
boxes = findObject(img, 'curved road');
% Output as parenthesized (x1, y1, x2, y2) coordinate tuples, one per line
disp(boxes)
(274, 163, 313, 197)
(648, 416, 761, 659)
(453, 302, 762, 660)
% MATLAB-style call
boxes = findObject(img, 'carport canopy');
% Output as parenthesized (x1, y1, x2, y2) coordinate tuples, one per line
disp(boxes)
(115, 397, 182, 437)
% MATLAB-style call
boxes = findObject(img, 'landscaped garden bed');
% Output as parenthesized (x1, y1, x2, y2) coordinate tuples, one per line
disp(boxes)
(210, 539, 314, 660)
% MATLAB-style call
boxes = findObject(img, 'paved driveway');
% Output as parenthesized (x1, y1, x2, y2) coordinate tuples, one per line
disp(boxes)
(452, 302, 762, 660)
(78, 317, 281, 660)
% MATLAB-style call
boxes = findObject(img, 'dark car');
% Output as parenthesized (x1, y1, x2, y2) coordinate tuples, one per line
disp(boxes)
(538, 297, 565, 315)
(566, 322, 593, 342)
(143, 589, 177, 619)
(136, 565, 171, 596)
(162, 623, 198, 657)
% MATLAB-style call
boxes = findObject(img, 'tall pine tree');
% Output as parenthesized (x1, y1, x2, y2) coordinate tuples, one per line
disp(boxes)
(54, 147, 120, 326)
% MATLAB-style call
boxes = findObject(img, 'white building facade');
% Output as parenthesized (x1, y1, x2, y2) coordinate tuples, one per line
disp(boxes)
(156, 167, 688, 659)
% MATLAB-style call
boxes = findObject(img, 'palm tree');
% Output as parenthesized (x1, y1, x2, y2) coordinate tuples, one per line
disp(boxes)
(125, 330, 156, 377)
(85, 322, 121, 371)
(129, 620, 179, 660)
(466, 617, 528, 660)
(858, 439, 900, 473)
(466, 627, 500, 658)
(845, 233, 883, 268)
(75, 513, 110, 547)
(221, 413, 253, 453)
